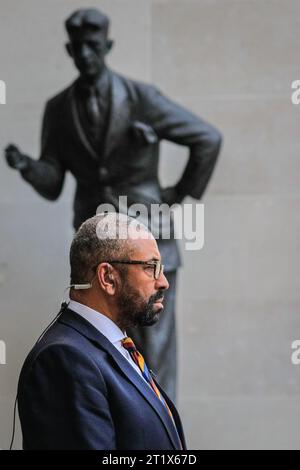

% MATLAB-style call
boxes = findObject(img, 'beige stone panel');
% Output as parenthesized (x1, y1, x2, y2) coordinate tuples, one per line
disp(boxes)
(152, 0, 299, 97)
(179, 396, 300, 449)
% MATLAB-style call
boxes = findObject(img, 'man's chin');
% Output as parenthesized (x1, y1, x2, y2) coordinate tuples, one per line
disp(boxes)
(139, 309, 161, 327)
(139, 317, 159, 327)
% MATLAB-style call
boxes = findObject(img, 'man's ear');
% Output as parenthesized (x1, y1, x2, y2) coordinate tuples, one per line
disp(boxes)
(65, 42, 73, 58)
(97, 263, 116, 295)
(105, 39, 114, 55)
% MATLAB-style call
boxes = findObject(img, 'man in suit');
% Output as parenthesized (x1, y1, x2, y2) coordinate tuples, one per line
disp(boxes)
(5, 8, 222, 401)
(17, 213, 186, 450)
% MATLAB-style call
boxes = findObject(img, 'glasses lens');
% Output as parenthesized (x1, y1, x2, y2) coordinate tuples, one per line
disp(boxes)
(155, 261, 161, 280)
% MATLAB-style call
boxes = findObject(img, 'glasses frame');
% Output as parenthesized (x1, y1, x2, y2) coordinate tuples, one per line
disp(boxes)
(105, 259, 164, 280)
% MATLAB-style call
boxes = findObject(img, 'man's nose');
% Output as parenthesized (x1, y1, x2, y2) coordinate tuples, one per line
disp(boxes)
(155, 271, 169, 291)
(79, 44, 92, 60)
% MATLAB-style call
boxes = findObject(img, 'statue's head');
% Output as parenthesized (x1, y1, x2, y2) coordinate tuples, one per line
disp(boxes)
(65, 8, 113, 79)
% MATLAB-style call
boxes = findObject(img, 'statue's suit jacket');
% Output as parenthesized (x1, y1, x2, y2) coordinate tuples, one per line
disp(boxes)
(17, 308, 186, 450)
(22, 70, 222, 270)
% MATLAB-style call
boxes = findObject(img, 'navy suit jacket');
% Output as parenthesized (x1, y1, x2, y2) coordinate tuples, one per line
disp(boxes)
(17, 308, 186, 450)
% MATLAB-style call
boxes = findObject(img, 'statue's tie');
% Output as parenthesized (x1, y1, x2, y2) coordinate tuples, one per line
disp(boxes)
(122, 337, 174, 419)
(86, 87, 101, 128)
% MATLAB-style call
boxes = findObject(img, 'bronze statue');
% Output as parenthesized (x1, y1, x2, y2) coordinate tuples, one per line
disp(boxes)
(4, 8, 222, 401)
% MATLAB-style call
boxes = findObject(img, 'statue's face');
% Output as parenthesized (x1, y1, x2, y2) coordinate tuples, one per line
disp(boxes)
(68, 31, 108, 79)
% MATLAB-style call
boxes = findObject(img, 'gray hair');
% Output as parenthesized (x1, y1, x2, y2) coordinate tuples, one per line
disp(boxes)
(70, 212, 151, 284)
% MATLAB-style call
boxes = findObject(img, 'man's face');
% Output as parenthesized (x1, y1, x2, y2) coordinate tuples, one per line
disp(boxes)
(67, 31, 108, 79)
(115, 237, 169, 330)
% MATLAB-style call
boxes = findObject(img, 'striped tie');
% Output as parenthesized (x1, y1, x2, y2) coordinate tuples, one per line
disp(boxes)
(122, 337, 174, 420)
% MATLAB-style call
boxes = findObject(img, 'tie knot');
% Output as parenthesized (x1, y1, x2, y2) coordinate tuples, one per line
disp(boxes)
(122, 337, 137, 353)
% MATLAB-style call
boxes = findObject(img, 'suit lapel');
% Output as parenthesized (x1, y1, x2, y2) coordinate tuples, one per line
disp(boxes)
(155, 380, 187, 450)
(58, 309, 182, 450)
(103, 73, 130, 161)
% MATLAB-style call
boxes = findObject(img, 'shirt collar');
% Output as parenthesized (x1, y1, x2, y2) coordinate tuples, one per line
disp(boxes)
(68, 299, 125, 345)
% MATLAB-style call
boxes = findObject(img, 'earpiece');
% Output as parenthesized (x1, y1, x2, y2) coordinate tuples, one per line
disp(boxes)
(69, 283, 92, 290)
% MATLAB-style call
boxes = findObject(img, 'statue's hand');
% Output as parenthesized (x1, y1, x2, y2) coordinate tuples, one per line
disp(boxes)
(131, 121, 158, 145)
(4, 144, 29, 171)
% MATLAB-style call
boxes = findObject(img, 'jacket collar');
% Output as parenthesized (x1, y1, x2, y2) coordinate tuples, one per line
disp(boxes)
(102, 72, 130, 160)
(58, 307, 183, 450)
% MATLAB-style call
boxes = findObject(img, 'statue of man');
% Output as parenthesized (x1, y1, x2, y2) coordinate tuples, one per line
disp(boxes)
(4, 8, 222, 401)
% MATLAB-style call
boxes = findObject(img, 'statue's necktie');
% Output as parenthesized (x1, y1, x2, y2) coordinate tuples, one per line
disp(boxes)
(85, 87, 101, 129)
(122, 337, 174, 420)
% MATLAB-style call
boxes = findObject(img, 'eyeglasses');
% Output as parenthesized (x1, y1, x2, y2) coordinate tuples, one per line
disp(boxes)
(106, 259, 164, 280)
